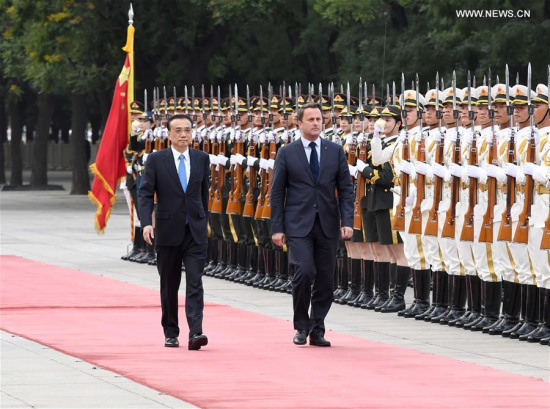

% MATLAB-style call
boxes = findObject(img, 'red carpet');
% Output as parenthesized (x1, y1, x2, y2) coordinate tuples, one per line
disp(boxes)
(1, 255, 548, 409)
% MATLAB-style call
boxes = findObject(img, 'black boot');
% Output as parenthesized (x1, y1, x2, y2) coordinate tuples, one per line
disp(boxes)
(402, 269, 430, 318)
(216, 241, 236, 278)
(429, 273, 454, 323)
(502, 283, 528, 337)
(526, 288, 550, 343)
(246, 246, 265, 286)
(203, 238, 218, 273)
(375, 263, 397, 311)
(509, 285, 539, 339)
(337, 258, 354, 304)
(228, 243, 247, 281)
(273, 251, 290, 291)
(270, 250, 288, 290)
(352, 260, 370, 307)
(458, 275, 483, 328)
(284, 259, 295, 294)
(370, 262, 390, 310)
(210, 240, 227, 276)
(333, 256, 349, 301)
(141, 240, 156, 264)
(438, 275, 467, 325)
(255, 247, 273, 288)
(237, 244, 256, 283)
(360, 260, 375, 308)
(417, 270, 448, 320)
(469, 281, 502, 332)
(345, 259, 362, 306)
(487, 280, 521, 335)
(380, 265, 410, 313)
(122, 227, 142, 260)
(364, 262, 380, 309)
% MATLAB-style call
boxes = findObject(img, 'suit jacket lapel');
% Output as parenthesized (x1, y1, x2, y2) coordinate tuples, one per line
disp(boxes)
(162, 148, 185, 194)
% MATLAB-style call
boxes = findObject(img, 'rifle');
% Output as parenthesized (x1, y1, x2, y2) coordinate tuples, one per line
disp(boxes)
(497, 65, 517, 242)
(211, 86, 225, 214)
(460, 71, 477, 242)
(392, 74, 409, 231)
(207, 85, 218, 212)
(542, 65, 550, 250)
(513, 63, 535, 244)
(228, 84, 245, 215)
(409, 74, 425, 235)
(425, 72, 443, 236)
(243, 85, 257, 218)
(262, 84, 276, 220)
(255, 86, 268, 220)
(442, 71, 461, 238)
(479, 69, 497, 243)
(200, 85, 210, 154)
(143, 89, 152, 153)
(352, 81, 364, 230)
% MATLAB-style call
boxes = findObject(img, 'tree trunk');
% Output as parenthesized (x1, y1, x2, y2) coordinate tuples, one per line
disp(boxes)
(70, 94, 90, 194)
(0, 90, 6, 184)
(30, 94, 55, 187)
(9, 97, 23, 186)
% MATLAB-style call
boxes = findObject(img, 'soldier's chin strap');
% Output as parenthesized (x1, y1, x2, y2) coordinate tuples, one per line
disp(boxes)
(537, 107, 549, 125)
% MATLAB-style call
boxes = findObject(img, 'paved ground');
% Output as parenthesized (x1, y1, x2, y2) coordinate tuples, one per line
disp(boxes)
(1, 171, 549, 408)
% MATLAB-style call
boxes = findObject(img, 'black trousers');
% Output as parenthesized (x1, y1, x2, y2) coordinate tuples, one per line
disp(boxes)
(287, 214, 339, 337)
(156, 224, 208, 339)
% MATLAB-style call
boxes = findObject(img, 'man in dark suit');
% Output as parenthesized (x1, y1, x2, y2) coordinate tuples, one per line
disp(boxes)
(139, 114, 210, 350)
(270, 102, 354, 347)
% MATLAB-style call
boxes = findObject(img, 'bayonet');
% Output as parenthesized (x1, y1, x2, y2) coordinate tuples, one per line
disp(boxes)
(144, 89, 148, 114)
(416, 74, 422, 129)
(191, 86, 197, 122)
(386, 83, 390, 106)
(401, 74, 407, 132)
(163, 86, 168, 117)
(234, 84, 240, 123)
(371, 83, 376, 109)
(228, 84, 234, 125)
(184, 86, 189, 114)
(528, 62, 534, 131)
(346, 81, 352, 125)
(392, 81, 396, 105)
(436, 72, 442, 133)
(246, 84, 252, 124)
(267, 83, 273, 128)
(173, 86, 177, 116)
(516, 72, 520, 85)
(506, 64, 514, 129)
(358, 80, 364, 133)
(217, 85, 222, 125)
(259, 85, 266, 128)
(488, 68, 494, 135)
(330, 82, 336, 130)
(452, 70, 459, 125)
(467, 71, 475, 141)
(282, 81, 288, 131)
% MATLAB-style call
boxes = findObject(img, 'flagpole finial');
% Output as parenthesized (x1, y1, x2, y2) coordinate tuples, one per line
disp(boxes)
(128, 3, 134, 26)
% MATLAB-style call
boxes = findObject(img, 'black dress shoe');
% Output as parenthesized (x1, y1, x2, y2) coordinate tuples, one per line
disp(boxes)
(293, 330, 308, 345)
(309, 335, 331, 347)
(188, 334, 208, 350)
(165, 337, 179, 348)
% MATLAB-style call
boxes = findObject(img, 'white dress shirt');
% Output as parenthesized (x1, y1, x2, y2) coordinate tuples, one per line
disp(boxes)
(302, 137, 321, 164)
(171, 146, 190, 185)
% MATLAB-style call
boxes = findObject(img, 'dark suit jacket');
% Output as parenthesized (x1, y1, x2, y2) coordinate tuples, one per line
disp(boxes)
(139, 148, 210, 246)
(270, 138, 354, 238)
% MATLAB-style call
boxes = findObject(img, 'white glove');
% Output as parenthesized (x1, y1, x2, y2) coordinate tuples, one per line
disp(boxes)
(266, 131, 275, 142)
(345, 134, 354, 147)
(217, 154, 229, 167)
(259, 158, 269, 170)
(464, 132, 474, 146)
(209, 154, 218, 165)
(434, 131, 443, 143)
(126, 165, 133, 174)
(281, 131, 289, 143)
(447, 131, 457, 144)
(466, 164, 486, 183)
(234, 153, 246, 164)
(485, 164, 505, 182)
(449, 163, 463, 178)
(131, 122, 140, 134)
(134, 164, 142, 172)
(523, 162, 535, 176)
(432, 163, 447, 179)
(216, 130, 224, 142)
(397, 131, 407, 144)
(405, 195, 415, 206)
(141, 129, 153, 141)
(532, 165, 550, 185)
(160, 128, 168, 139)
(500, 128, 512, 143)
(415, 131, 423, 144)
(373, 123, 383, 139)
(143, 153, 149, 163)
(348, 164, 357, 178)
(356, 132, 365, 144)
(356, 159, 368, 173)
(259, 133, 266, 144)
(267, 158, 275, 169)
(247, 155, 258, 167)
(414, 161, 430, 175)
(230, 155, 239, 165)
(504, 162, 522, 178)
(153, 127, 162, 138)
(400, 160, 414, 175)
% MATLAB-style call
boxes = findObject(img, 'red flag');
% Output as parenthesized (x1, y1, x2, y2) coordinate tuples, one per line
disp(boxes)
(88, 55, 131, 232)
